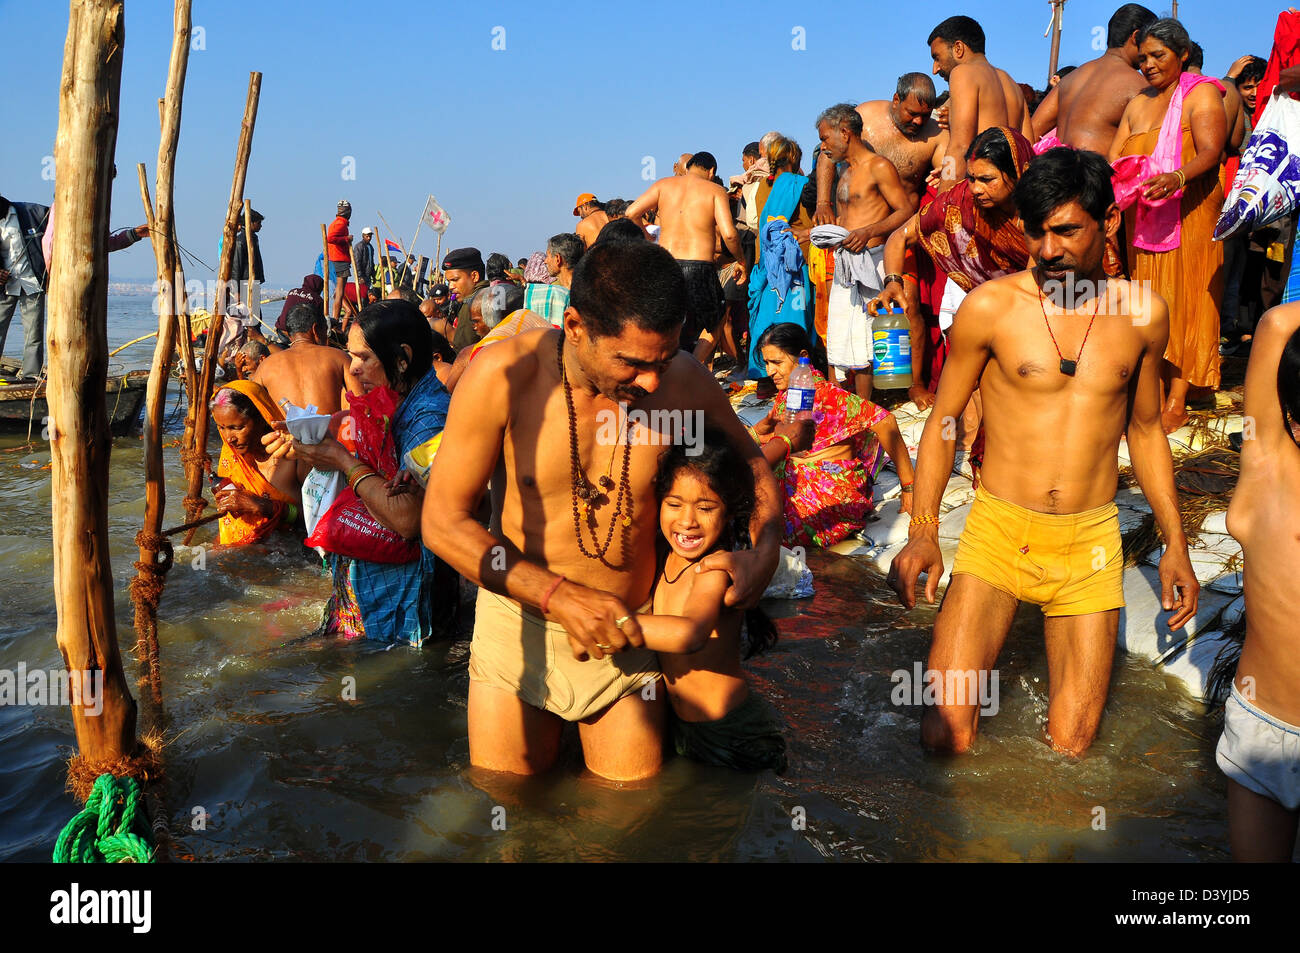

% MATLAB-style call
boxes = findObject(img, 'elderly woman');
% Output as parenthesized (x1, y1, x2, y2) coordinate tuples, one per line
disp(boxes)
(1109, 17, 1227, 434)
(267, 299, 451, 646)
(751, 322, 914, 548)
(211, 380, 300, 545)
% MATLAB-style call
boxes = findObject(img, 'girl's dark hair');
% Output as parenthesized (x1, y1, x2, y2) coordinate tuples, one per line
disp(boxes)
(355, 299, 434, 394)
(654, 430, 778, 658)
(755, 321, 828, 377)
(966, 127, 1022, 181)
(1278, 325, 1300, 440)
(429, 329, 455, 364)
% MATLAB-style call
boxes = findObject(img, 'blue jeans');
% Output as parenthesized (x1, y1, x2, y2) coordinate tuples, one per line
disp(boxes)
(0, 290, 45, 377)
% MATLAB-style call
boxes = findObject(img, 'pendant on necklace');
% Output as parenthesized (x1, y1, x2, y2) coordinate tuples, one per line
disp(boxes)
(1059, 359, 1077, 376)
(598, 475, 614, 491)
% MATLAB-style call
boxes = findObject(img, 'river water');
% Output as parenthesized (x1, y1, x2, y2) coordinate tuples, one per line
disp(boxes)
(0, 295, 1231, 862)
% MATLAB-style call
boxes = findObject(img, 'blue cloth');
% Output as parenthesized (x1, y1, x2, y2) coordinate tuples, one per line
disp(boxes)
(747, 173, 812, 378)
(342, 369, 451, 647)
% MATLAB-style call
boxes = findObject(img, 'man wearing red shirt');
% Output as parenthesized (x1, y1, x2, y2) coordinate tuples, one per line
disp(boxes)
(326, 199, 353, 320)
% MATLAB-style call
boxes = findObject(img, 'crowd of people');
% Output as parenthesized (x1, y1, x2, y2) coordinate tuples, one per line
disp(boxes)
(8, 5, 1298, 860)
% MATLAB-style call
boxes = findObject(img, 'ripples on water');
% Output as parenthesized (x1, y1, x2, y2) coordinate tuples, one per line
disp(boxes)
(0, 299, 1229, 861)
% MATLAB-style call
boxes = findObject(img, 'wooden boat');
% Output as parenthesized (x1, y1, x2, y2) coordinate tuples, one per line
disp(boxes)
(0, 358, 150, 436)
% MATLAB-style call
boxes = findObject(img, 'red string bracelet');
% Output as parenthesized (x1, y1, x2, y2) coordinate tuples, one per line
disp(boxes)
(540, 575, 565, 614)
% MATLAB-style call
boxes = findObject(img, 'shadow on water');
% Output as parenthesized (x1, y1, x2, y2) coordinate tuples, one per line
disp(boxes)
(0, 423, 1231, 862)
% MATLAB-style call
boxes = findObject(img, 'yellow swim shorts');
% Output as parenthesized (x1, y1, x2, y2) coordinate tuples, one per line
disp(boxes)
(949, 484, 1124, 617)
(468, 587, 661, 722)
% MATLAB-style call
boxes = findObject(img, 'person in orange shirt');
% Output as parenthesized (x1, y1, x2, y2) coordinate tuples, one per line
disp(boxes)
(326, 199, 354, 321)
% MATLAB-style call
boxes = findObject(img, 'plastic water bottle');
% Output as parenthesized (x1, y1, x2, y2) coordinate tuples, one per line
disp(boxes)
(872, 307, 912, 389)
(783, 357, 816, 424)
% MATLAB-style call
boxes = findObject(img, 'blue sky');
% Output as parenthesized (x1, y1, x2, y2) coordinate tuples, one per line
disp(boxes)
(0, 0, 1282, 285)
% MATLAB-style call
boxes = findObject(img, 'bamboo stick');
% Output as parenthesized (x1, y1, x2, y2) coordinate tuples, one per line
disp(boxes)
(182, 71, 260, 546)
(48, 0, 137, 767)
(321, 223, 335, 320)
(131, 0, 193, 704)
(242, 198, 256, 325)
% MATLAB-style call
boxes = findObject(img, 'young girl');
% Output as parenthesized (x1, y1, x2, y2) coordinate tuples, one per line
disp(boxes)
(751, 321, 915, 548)
(633, 434, 787, 774)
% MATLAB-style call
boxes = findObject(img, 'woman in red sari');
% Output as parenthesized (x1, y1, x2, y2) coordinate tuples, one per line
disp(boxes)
(751, 322, 915, 548)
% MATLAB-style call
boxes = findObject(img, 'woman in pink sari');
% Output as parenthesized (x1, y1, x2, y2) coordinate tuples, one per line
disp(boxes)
(1109, 17, 1227, 433)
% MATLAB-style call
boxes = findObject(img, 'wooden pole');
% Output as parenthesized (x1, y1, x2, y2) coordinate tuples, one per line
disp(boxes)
(346, 240, 364, 330)
(131, 0, 193, 704)
(434, 232, 443, 281)
(242, 198, 256, 331)
(1171, 0, 1179, 18)
(48, 0, 137, 768)
(183, 71, 261, 545)
(1047, 0, 1064, 88)
(378, 223, 394, 292)
(321, 223, 334, 319)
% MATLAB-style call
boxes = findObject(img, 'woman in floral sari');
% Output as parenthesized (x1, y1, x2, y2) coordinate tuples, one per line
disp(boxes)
(751, 322, 915, 548)
(211, 380, 300, 545)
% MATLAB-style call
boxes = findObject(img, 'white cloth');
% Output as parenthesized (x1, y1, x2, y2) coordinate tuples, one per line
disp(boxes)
(826, 279, 873, 370)
(938, 278, 966, 333)
(808, 224, 849, 248)
(835, 243, 885, 310)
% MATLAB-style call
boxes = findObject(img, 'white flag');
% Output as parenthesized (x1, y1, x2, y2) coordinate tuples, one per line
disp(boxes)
(422, 195, 451, 234)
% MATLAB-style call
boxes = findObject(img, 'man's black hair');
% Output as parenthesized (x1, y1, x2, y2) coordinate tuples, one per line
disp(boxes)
(687, 151, 717, 173)
(927, 15, 985, 54)
(1238, 55, 1267, 86)
(742, 141, 761, 159)
(285, 302, 324, 337)
(1106, 3, 1158, 49)
(1188, 41, 1204, 71)
(569, 239, 686, 339)
(593, 218, 646, 246)
(1014, 148, 1116, 233)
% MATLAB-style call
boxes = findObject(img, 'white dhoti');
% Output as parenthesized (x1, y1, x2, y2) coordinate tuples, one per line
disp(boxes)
(826, 244, 885, 372)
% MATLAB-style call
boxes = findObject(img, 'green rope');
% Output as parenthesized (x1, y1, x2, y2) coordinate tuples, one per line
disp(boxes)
(53, 774, 155, 863)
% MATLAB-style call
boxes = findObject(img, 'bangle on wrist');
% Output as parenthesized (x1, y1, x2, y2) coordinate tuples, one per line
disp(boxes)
(540, 575, 565, 614)
(884, 274, 905, 287)
(352, 471, 378, 494)
(767, 433, 793, 457)
(899, 481, 914, 491)
(909, 514, 939, 527)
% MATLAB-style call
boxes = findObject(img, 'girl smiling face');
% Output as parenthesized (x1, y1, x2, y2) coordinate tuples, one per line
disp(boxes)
(659, 467, 728, 562)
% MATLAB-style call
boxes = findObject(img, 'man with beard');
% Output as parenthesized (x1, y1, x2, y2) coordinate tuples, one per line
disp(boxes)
(927, 15, 1033, 190)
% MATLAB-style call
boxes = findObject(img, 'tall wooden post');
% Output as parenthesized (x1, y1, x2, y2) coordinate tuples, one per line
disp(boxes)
(1047, 0, 1065, 88)
(131, 0, 192, 704)
(182, 71, 260, 546)
(48, 0, 137, 769)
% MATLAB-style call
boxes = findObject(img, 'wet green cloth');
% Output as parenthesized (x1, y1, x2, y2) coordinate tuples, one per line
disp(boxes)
(672, 691, 787, 773)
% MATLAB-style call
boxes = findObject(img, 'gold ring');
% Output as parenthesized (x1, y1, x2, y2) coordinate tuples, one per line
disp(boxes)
(596, 642, 613, 651)
(614, 615, 630, 629)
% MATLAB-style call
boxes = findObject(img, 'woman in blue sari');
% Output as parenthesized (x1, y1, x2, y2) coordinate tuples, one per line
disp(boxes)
(268, 299, 453, 647)
(747, 136, 815, 378)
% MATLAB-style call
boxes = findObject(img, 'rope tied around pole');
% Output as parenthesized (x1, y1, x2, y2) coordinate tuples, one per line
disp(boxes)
(130, 530, 173, 704)
(53, 774, 155, 863)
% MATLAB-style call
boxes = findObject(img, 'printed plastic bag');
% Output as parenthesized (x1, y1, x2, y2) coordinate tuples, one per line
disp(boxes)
(304, 387, 418, 564)
(1215, 91, 1300, 240)
(301, 467, 342, 538)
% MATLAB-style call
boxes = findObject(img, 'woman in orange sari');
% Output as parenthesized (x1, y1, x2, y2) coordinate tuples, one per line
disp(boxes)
(211, 380, 300, 544)
(1109, 17, 1227, 433)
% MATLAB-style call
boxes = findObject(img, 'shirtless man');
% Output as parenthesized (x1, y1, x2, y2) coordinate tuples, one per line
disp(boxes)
(423, 240, 783, 780)
(252, 303, 358, 415)
(1221, 303, 1300, 861)
(888, 148, 1199, 756)
(927, 15, 1033, 189)
(672, 153, 693, 176)
(815, 73, 948, 220)
(1032, 4, 1157, 152)
(573, 193, 611, 249)
(815, 103, 914, 397)
(626, 152, 748, 364)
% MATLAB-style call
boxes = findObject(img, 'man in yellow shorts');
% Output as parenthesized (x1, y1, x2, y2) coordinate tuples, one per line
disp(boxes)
(887, 148, 1199, 756)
